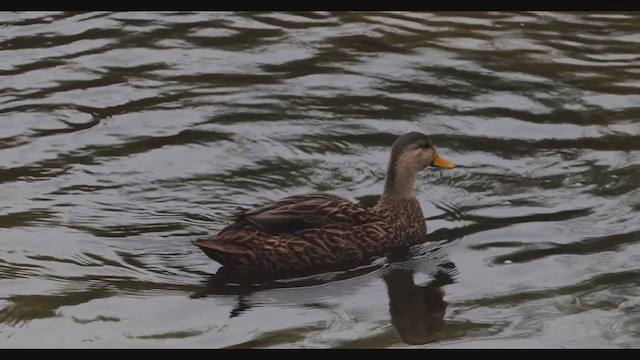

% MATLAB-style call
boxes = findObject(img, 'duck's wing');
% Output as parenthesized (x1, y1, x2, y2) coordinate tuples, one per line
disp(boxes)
(233, 192, 379, 235)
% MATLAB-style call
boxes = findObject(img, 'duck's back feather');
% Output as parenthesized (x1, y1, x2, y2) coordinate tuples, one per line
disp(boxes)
(194, 192, 425, 273)
(232, 192, 379, 235)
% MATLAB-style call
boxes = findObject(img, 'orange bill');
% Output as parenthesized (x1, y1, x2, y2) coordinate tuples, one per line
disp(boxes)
(432, 154, 456, 169)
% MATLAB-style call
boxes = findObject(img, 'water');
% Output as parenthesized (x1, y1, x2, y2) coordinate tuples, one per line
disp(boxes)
(1, 11, 640, 348)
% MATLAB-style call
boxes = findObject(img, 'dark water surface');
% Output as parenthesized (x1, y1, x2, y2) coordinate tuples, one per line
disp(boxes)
(1, 11, 640, 348)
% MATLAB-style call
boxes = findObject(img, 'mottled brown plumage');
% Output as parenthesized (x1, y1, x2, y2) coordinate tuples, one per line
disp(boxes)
(194, 132, 456, 274)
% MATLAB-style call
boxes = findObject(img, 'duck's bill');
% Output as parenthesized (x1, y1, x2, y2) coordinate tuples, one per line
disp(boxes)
(432, 155, 456, 169)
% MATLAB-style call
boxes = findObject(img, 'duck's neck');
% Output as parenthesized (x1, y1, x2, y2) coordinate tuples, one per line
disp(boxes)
(378, 163, 418, 206)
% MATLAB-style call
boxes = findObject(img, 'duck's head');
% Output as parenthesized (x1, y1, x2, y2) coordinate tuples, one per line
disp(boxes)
(383, 132, 456, 199)
(389, 131, 455, 172)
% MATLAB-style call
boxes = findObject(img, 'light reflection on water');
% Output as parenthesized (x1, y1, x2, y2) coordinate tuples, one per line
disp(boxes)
(1, 11, 639, 348)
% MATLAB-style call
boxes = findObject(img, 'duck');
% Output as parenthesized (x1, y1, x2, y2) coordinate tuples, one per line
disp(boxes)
(193, 131, 456, 274)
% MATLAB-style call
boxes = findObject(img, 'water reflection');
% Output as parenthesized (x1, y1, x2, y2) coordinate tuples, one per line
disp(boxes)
(384, 259, 455, 345)
(192, 247, 457, 346)
(3, 11, 640, 348)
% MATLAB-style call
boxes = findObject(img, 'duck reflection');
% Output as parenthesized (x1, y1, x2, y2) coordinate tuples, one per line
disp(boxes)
(384, 263, 455, 344)
(192, 247, 457, 345)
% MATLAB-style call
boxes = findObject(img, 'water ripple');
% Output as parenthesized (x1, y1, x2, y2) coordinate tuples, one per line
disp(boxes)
(1, 11, 639, 348)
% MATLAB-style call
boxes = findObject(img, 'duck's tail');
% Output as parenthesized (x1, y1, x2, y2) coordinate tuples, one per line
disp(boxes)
(192, 239, 251, 269)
